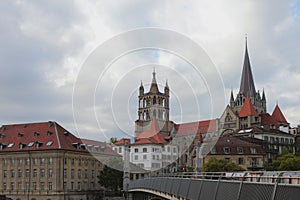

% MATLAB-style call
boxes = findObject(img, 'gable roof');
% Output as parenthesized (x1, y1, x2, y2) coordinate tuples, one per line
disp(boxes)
(272, 105, 288, 125)
(0, 121, 116, 155)
(175, 119, 217, 136)
(239, 97, 258, 117)
(114, 138, 131, 146)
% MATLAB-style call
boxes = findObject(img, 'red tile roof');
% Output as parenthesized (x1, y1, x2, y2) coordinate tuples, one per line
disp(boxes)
(114, 138, 131, 146)
(272, 105, 288, 125)
(137, 118, 161, 138)
(133, 118, 169, 145)
(0, 121, 116, 155)
(261, 113, 274, 125)
(175, 119, 217, 136)
(239, 97, 259, 117)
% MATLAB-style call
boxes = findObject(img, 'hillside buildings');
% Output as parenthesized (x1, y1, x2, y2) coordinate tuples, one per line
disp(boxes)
(115, 38, 295, 171)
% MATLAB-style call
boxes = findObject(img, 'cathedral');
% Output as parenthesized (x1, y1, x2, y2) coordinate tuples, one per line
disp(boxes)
(127, 38, 294, 170)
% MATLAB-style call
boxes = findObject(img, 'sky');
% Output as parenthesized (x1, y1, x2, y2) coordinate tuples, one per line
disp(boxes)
(0, 0, 300, 141)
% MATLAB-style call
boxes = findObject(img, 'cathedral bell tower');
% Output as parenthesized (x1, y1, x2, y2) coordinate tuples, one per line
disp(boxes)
(135, 69, 173, 137)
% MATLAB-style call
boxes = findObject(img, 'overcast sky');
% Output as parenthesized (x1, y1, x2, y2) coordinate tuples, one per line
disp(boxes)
(0, 0, 299, 141)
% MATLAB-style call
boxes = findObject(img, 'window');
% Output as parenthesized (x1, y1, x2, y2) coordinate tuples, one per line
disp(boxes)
(40, 158, 45, 165)
(77, 182, 81, 190)
(40, 182, 44, 190)
(143, 148, 147, 152)
(71, 169, 74, 179)
(7, 143, 14, 148)
(46, 141, 53, 146)
(48, 182, 52, 191)
(40, 169, 45, 177)
(49, 157, 53, 165)
(33, 158, 37, 165)
(167, 146, 170, 152)
(3, 159, 7, 166)
(18, 182, 22, 190)
(33, 182, 37, 190)
(25, 158, 30, 165)
(47, 131, 53, 136)
(91, 170, 94, 178)
(11, 170, 14, 178)
(152, 155, 155, 160)
(224, 147, 230, 154)
(78, 159, 81, 166)
(18, 170, 22, 178)
(224, 158, 231, 162)
(173, 147, 176, 153)
(25, 169, 29, 178)
(264, 136, 268, 141)
(143, 155, 147, 160)
(3, 183, 6, 190)
(3, 170, 7, 178)
(134, 155, 138, 160)
(10, 182, 14, 190)
(64, 158, 67, 165)
(11, 159, 15, 166)
(25, 182, 29, 191)
(211, 147, 216, 154)
(134, 148, 138, 153)
(34, 132, 40, 137)
(84, 169, 88, 178)
(28, 142, 34, 147)
(64, 169, 67, 178)
(237, 157, 244, 165)
(18, 159, 22, 166)
(290, 139, 294, 144)
(48, 169, 53, 178)
(33, 169, 37, 177)
(78, 169, 81, 178)
(71, 182, 74, 191)
(119, 147, 122, 153)
(250, 147, 257, 154)
(71, 158, 74, 165)
(237, 147, 243, 154)
(63, 182, 67, 190)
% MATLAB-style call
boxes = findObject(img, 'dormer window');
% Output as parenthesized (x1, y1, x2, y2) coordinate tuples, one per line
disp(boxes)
(64, 131, 69, 136)
(34, 132, 40, 137)
(36, 141, 43, 148)
(28, 142, 34, 147)
(18, 132, 24, 137)
(0, 134, 5, 138)
(46, 141, 53, 146)
(19, 142, 26, 149)
(47, 131, 53, 136)
(72, 143, 80, 149)
(7, 143, 14, 148)
(0, 143, 7, 150)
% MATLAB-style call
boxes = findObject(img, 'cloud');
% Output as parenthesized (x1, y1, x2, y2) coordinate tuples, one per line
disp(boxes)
(0, 0, 299, 142)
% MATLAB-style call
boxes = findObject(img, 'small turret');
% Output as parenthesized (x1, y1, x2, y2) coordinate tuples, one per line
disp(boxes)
(230, 89, 234, 107)
(164, 80, 169, 96)
(139, 80, 144, 95)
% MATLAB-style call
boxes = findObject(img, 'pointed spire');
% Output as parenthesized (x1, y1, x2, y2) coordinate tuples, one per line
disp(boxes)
(230, 89, 234, 102)
(150, 67, 159, 93)
(239, 35, 256, 98)
(262, 89, 266, 101)
(165, 79, 169, 88)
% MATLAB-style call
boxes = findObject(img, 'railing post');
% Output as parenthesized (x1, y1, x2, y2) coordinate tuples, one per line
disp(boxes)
(236, 172, 247, 200)
(271, 172, 283, 200)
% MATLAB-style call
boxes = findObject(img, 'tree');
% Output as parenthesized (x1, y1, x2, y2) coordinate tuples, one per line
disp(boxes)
(267, 150, 300, 171)
(110, 137, 118, 144)
(203, 158, 245, 172)
(98, 157, 123, 191)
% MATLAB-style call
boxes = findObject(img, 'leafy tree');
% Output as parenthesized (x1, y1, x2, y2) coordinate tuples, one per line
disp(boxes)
(203, 158, 245, 172)
(98, 157, 123, 191)
(110, 137, 118, 144)
(267, 150, 300, 171)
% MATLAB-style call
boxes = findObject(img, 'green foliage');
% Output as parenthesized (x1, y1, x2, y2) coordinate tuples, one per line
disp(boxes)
(110, 137, 118, 144)
(267, 152, 300, 171)
(203, 158, 245, 172)
(98, 157, 123, 191)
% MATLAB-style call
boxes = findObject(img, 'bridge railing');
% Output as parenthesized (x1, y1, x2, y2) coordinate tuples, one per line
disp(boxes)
(129, 171, 300, 200)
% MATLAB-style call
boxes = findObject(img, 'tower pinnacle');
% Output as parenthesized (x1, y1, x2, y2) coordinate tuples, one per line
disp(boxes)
(239, 36, 256, 98)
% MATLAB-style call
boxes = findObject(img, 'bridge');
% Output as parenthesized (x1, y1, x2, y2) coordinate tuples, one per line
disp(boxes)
(128, 172, 300, 200)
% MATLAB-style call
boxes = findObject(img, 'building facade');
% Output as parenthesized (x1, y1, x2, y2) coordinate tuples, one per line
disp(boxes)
(0, 121, 117, 200)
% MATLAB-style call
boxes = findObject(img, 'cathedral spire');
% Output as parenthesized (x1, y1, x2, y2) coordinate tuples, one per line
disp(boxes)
(150, 67, 159, 93)
(239, 35, 256, 98)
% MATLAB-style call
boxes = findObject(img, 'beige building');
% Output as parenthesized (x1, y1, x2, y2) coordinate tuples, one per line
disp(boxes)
(0, 121, 118, 200)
